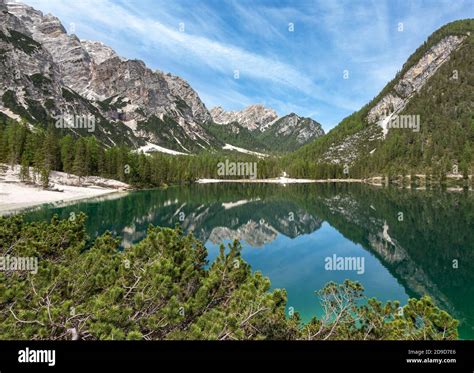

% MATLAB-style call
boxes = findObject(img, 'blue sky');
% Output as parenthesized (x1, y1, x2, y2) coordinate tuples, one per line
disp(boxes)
(23, 0, 474, 131)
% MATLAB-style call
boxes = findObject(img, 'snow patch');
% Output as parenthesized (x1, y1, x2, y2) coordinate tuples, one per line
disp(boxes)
(173, 136, 190, 152)
(135, 142, 188, 156)
(124, 119, 137, 131)
(0, 108, 21, 121)
(223, 144, 268, 158)
(0, 165, 130, 215)
(377, 112, 395, 138)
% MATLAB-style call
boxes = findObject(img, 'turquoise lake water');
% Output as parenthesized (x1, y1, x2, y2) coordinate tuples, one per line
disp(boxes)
(18, 183, 474, 339)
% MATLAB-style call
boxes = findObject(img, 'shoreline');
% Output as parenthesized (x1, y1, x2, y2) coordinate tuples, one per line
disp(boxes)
(0, 188, 128, 216)
(197, 177, 364, 184)
(0, 165, 131, 216)
(197, 174, 473, 188)
(2, 171, 472, 215)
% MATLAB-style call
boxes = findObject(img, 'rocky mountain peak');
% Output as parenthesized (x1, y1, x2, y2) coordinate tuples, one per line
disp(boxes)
(210, 104, 278, 131)
(263, 113, 325, 147)
(1, 1, 328, 155)
(80, 40, 121, 65)
(3, 1, 215, 152)
(6, 2, 64, 36)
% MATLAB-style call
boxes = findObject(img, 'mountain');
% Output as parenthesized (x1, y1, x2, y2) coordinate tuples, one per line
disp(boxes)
(287, 20, 474, 179)
(0, 1, 217, 152)
(0, 1, 324, 156)
(211, 104, 278, 131)
(258, 113, 325, 152)
(5, 1, 468, 163)
(207, 105, 325, 153)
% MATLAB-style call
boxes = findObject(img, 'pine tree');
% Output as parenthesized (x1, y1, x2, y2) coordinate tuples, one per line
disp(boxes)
(32, 148, 45, 185)
(19, 156, 30, 183)
(97, 146, 106, 177)
(73, 138, 87, 179)
(39, 166, 50, 189)
(0, 214, 460, 341)
(60, 135, 75, 175)
(43, 125, 60, 171)
(6, 121, 26, 166)
(85, 136, 99, 175)
(0, 124, 5, 162)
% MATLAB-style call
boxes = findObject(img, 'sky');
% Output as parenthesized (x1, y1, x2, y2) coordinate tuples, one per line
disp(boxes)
(20, 0, 474, 131)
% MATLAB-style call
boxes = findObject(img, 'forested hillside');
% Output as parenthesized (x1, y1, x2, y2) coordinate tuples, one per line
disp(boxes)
(284, 19, 474, 180)
(203, 121, 269, 152)
(0, 119, 281, 187)
(2, 14, 473, 186)
(204, 114, 325, 154)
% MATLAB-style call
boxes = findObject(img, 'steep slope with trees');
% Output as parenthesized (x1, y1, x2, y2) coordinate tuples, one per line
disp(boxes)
(0, 120, 282, 187)
(208, 106, 325, 153)
(285, 20, 474, 180)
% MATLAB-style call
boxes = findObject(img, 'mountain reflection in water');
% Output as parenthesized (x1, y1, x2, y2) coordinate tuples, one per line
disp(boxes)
(22, 183, 474, 339)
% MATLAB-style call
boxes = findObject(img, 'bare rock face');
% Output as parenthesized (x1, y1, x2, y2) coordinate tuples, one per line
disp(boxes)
(80, 40, 120, 66)
(367, 35, 466, 126)
(395, 35, 465, 97)
(320, 33, 467, 165)
(2, 1, 322, 153)
(0, 2, 127, 141)
(0, 0, 7, 13)
(269, 113, 324, 144)
(6, 3, 93, 98)
(210, 105, 324, 151)
(211, 104, 278, 131)
(320, 125, 381, 165)
(3, 1, 215, 151)
(163, 74, 212, 124)
(366, 94, 404, 124)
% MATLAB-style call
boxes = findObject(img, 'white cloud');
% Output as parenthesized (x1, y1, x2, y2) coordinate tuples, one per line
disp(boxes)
(20, 0, 474, 130)
(26, 0, 317, 95)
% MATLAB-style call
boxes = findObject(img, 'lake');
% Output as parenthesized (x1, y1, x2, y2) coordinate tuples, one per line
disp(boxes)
(19, 183, 474, 339)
